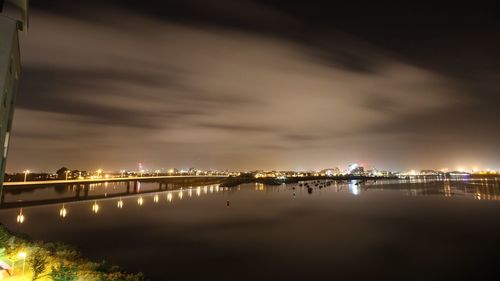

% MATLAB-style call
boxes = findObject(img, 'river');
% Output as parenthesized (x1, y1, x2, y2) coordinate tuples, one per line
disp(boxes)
(1, 178, 499, 280)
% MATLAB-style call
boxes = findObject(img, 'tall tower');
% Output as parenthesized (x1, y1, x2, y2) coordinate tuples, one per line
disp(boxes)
(0, 0, 28, 195)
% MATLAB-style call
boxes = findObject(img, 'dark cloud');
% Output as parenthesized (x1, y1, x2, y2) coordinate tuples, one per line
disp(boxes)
(361, 94, 400, 113)
(18, 66, 169, 128)
(5, 0, 500, 172)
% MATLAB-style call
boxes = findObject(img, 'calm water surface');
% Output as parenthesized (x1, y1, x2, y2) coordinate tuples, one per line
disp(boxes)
(1, 178, 500, 280)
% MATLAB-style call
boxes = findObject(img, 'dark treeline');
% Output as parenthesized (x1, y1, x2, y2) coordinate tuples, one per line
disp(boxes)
(4, 167, 89, 182)
(220, 173, 500, 188)
(220, 174, 398, 187)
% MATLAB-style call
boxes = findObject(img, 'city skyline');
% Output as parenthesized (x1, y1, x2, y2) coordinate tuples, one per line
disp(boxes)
(6, 0, 500, 171)
(7, 162, 499, 175)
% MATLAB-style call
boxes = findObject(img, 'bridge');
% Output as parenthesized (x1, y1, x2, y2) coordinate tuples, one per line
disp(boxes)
(2, 175, 228, 188)
(0, 175, 228, 209)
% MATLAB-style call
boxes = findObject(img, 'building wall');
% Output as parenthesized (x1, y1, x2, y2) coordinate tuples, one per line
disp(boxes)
(0, 15, 20, 193)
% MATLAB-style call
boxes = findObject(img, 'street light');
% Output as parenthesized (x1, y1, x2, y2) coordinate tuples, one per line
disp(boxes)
(18, 252, 27, 277)
(65, 170, 70, 181)
(23, 170, 30, 182)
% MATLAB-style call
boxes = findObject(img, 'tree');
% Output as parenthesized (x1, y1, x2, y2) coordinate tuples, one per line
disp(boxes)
(29, 248, 48, 280)
(50, 261, 78, 281)
(56, 167, 69, 180)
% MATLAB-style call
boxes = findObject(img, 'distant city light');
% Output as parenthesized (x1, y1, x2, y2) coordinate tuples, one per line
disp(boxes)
(23, 170, 30, 182)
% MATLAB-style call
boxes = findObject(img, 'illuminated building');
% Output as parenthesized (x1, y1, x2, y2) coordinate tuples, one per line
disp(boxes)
(366, 169, 382, 177)
(0, 0, 27, 195)
(348, 163, 365, 176)
(320, 168, 340, 176)
(420, 170, 441, 176)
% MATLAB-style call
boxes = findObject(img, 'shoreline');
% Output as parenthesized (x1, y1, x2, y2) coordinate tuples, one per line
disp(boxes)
(220, 174, 499, 187)
(0, 224, 144, 280)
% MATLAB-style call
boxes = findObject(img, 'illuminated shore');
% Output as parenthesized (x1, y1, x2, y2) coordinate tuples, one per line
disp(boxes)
(0, 225, 144, 280)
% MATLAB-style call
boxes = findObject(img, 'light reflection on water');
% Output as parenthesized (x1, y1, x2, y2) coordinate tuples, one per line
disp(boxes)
(1, 178, 500, 281)
(2, 178, 499, 223)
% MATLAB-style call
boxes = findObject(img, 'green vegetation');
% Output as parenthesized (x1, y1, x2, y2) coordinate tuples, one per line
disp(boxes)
(29, 248, 48, 280)
(0, 225, 144, 281)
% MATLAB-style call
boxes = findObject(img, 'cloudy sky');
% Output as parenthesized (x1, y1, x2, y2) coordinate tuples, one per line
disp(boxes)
(5, 0, 500, 172)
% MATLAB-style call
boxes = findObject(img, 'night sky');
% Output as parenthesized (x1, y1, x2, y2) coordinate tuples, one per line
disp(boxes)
(6, 0, 500, 172)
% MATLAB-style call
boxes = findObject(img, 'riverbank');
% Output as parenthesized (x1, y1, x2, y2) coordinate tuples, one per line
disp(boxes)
(219, 174, 500, 187)
(0, 225, 143, 280)
(219, 175, 397, 187)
